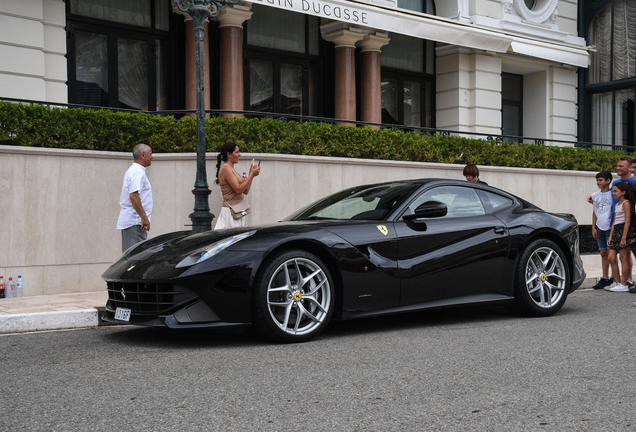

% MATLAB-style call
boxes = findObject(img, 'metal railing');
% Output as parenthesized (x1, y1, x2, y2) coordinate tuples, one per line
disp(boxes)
(1, 96, 631, 153)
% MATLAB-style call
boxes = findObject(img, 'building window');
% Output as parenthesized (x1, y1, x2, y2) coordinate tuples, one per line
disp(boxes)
(397, 0, 435, 14)
(502, 73, 523, 142)
(380, 32, 435, 127)
(380, 74, 434, 128)
(244, 5, 320, 116)
(74, 31, 109, 106)
(586, 0, 636, 148)
(66, 0, 172, 111)
(379, 0, 434, 128)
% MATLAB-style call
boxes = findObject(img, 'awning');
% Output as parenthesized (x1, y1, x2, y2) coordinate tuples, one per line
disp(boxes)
(246, 0, 589, 67)
(509, 38, 589, 68)
(247, 0, 512, 52)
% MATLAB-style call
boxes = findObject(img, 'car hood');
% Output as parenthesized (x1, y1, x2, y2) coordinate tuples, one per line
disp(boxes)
(103, 220, 368, 281)
(125, 220, 380, 256)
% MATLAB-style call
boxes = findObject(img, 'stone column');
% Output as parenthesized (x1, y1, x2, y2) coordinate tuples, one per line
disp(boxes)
(323, 28, 365, 126)
(184, 18, 210, 116)
(548, 66, 577, 144)
(435, 46, 502, 136)
(215, 6, 252, 117)
(357, 34, 390, 128)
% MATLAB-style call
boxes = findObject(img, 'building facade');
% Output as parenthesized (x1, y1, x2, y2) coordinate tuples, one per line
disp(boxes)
(578, 0, 635, 149)
(0, 0, 593, 145)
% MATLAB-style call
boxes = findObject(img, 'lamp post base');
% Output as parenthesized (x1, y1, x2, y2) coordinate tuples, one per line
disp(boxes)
(189, 187, 214, 232)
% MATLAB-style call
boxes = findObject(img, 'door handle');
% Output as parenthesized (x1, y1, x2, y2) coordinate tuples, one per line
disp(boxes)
(494, 226, 507, 234)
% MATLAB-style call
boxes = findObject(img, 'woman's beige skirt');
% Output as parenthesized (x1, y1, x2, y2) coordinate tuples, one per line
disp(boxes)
(214, 206, 246, 230)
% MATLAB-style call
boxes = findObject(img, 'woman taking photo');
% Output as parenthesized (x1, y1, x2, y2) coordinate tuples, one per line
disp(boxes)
(214, 142, 260, 229)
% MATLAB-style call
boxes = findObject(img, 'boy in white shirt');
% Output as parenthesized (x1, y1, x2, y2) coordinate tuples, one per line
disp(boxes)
(592, 171, 616, 289)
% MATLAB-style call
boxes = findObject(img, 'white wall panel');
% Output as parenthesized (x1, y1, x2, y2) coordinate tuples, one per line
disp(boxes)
(43, 26, 66, 54)
(0, 44, 45, 76)
(0, 15, 44, 49)
(472, 0, 501, 19)
(44, 81, 68, 103)
(0, 73, 45, 99)
(43, 0, 66, 26)
(0, 1, 67, 102)
(0, 1, 43, 19)
(0, 146, 599, 296)
(44, 52, 67, 82)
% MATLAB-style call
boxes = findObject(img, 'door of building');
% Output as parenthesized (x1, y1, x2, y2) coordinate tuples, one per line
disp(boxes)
(244, 52, 317, 116)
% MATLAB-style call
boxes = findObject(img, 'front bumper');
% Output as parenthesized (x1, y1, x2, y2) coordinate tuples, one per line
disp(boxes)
(103, 280, 252, 328)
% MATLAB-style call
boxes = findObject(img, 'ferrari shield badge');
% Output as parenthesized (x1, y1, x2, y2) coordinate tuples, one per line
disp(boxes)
(377, 225, 388, 236)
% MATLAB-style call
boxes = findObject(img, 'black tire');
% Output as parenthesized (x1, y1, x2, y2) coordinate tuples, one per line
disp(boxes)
(510, 238, 570, 317)
(252, 249, 335, 343)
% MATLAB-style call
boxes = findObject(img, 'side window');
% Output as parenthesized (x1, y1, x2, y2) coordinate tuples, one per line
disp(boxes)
(477, 190, 515, 214)
(405, 186, 485, 219)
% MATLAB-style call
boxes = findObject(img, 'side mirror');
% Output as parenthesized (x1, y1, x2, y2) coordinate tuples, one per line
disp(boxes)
(403, 200, 447, 221)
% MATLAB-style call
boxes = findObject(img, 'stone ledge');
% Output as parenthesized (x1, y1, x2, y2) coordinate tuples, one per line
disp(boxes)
(0, 309, 98, 334)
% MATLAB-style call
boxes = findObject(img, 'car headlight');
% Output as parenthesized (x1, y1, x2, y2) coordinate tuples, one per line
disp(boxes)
(175, 230, 257, 268)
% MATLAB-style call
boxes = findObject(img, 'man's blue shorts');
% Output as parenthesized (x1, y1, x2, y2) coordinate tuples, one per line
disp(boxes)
(597, 227, 611, 251)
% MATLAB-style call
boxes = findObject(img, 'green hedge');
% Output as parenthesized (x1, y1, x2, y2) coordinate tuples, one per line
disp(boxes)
(0, 101, 623, 171)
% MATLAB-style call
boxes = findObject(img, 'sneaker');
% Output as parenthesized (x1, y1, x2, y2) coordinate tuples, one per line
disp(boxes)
(629, 284, 636, 294)
(609, 283, 629, 292)
(594, 277, 614, 290)
(605, 282, 618, 291)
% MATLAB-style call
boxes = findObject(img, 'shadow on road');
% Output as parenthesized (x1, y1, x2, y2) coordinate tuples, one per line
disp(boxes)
(98, 303, 575, 348)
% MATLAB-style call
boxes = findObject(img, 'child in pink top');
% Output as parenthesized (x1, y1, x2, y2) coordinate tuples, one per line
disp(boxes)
(607, 182, 636, 292)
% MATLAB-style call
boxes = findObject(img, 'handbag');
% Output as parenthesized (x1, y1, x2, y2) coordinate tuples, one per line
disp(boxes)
(225, 199, 251, 220)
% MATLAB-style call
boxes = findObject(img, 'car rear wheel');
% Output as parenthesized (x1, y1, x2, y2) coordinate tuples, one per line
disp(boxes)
(511, 238, 570, 317)
(252, 250, 334, 343)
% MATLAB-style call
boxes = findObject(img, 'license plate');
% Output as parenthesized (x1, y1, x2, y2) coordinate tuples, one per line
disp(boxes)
(114, 307, 131, 322)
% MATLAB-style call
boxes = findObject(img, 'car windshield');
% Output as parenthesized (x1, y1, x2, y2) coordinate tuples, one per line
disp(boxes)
(285, 182, 422, 221)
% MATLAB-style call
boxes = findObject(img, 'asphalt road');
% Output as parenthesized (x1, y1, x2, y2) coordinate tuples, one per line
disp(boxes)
(1, 289, 634, 432)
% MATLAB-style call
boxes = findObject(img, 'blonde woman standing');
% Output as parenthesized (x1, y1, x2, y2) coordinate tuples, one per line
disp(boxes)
(214, 142, 260, 229)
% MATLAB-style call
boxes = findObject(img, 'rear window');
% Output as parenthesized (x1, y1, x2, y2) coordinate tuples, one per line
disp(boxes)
(477, 190, 515, 213)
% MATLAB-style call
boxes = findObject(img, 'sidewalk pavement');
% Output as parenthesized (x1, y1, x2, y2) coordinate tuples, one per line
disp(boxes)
(0, 255, 605, 335)
(0, 291, 108, 334)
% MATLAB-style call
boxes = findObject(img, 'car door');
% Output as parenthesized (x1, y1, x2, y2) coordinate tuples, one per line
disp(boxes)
(394, 185, 511, 305)
(324, 221, 401, 313)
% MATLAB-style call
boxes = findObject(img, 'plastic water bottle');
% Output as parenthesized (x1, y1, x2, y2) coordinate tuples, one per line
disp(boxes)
(0, 276, 4, 298)
(6, 277, 15, 299)
(16, 275, 23, 298)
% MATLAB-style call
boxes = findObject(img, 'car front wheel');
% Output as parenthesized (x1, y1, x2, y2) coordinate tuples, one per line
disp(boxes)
(252, 250, 334, 343)
(512, 238, 570, 317)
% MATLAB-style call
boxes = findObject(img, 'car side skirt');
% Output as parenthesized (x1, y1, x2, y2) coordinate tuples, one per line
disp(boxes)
(340, 293, 515, 320)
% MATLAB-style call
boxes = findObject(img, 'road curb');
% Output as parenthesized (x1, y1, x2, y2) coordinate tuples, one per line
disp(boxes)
(0, 309, 99, 334)
(579, 276, 599, 290)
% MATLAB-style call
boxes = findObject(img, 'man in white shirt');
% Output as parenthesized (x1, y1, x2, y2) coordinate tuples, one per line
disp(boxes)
(117, 143, 154, 252)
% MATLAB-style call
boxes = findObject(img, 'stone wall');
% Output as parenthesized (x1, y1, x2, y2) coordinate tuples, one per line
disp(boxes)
(0, 145, 597, 296)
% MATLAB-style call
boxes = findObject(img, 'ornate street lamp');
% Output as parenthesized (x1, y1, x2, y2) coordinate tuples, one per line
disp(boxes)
(174, 0, 239, 231)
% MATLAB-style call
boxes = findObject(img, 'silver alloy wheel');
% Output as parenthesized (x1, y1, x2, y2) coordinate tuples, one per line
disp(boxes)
(266, 257, 331, 336)
(524, 246, 566, 308)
